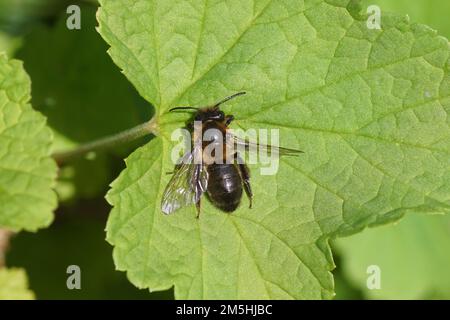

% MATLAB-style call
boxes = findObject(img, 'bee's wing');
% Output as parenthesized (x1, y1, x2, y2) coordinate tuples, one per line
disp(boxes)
(227, 132, 303, 156)
(161, 150, 208, 215)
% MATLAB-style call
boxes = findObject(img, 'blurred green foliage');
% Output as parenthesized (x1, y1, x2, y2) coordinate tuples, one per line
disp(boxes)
(0, 268, 34, 299)
(362, 0, 450, 38)
(17, 6, 150, 148)
(15, 5, 153, 201)
(7, 200, 173, 299)
(335, 214, 450, 299)
(0, 0, 72, 35)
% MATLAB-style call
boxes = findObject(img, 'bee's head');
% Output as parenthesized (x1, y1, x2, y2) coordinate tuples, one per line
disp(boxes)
(194, 107, 225, 122)
(168, 91, 245, 123)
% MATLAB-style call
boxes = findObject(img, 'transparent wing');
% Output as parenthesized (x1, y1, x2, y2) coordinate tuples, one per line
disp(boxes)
(161, 150, 208, 215)
(227, 132, 303, 156)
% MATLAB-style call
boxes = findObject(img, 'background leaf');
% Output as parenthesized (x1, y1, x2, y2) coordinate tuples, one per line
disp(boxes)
(362, 0, 450, 39)
(0, 268, 34, 300)
(0, 0, 71, 35)
(98, 0, 450, 299)
(0, 53, 57, 231)
(335, 213, 450, 299)
(0, 31, 21, 57)
(6, 201, 172, 299)
(15, 5, 151, 201)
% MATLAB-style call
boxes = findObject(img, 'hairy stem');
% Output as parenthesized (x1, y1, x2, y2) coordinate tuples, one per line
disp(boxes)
(52, 118, 158, 165)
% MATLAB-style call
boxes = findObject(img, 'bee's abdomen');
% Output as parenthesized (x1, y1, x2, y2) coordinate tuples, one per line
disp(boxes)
(206, 164, 243, 212)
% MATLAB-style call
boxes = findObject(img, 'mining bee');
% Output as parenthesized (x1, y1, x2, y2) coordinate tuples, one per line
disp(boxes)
(161, 92, 302, 217)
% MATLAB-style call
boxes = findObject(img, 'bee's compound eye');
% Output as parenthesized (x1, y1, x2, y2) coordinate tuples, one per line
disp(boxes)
(219, 111, 225, 120)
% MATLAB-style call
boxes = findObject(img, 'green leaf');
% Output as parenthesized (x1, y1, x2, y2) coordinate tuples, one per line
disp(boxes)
(0, 268, 34, 300)
(335, 213, 450, 299)
(98, 0, 450, 299)
(0, 53, 57, 231)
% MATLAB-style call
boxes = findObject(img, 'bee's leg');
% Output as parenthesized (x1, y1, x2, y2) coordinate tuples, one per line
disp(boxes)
(165, 168, 178, 175)
(235, 153, 253, 209)
(166, 161, 183, 174)
(195, 198, 201, 219)
(225, 115, 234, 126)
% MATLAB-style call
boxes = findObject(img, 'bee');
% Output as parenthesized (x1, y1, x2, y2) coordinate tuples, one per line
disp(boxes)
(161, 92, 302, 217)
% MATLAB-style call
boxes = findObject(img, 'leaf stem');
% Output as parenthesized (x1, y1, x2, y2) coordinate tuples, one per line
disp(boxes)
(52, 117, 158, 165)
(0, 229, 13, 269)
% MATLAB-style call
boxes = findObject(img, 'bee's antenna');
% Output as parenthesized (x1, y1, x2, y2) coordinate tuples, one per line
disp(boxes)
(212, 91, 246, 108)
(168, 106, 199, 112)
(168, 92, 246, 112)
